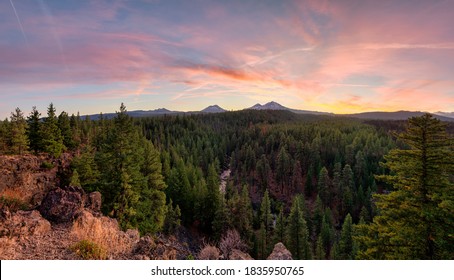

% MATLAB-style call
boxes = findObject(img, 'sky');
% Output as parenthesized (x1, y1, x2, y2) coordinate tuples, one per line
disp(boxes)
(1, 0, 454, 119)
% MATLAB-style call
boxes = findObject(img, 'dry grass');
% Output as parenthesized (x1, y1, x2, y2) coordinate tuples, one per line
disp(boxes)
(0, 188, 30, 211)
(70, 211, 137, 259)
(0, 237, 17, 260)
(198, 243, 220, 260)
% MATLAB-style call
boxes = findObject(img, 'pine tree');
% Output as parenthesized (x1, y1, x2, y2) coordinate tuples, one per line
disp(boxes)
(317, 166, 331, 205)
(9, 108, 28, 154)
(27, 106, 41, 153)
(358, 114, 454, 259)
(96, 103, 146, 230)
(257, 222, 267, 259)
(315, 234, 325, 260)
(260, 189, 272, 232)
(286, 195, 312, 260)
(58, 111, 75, 149)
(0, 119, 10, 154)
(40, 103, 65, 157)
(338, 213, 354, 259)
(273, 206, 286, 244)
(135, 138, 167, 234)
(71, 145, 100, 192)
(212, 195, 228, 241)
(163, 199, 181, 235)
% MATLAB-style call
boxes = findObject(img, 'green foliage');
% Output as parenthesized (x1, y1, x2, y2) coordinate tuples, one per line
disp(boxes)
(286, 195, 312, 260)
(27, 106, 41, 153)
(40, 103, 65, 157)
(71, 240, 106, 260)
(337, 213, 355, 259)
(357, 114, 454, 259)
(9, 108, 29, 155)
(95, 103, 167, 234)
(163, 199, 181, 235)
(40, 161, 54, 170)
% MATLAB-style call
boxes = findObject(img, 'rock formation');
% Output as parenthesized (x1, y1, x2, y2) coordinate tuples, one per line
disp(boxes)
(267, 242, 293, 260)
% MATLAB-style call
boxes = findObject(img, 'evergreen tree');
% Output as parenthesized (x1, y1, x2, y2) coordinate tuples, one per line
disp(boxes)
(9, 108, 29, 154)
(317, 166, 330, 205)
(273, 206, 286, 244)
(235, 185, 253, 242)
(315, 234, 325, 260)
(338, 213, 354, 259)
(257, 222, 267, 259)
(27, 106, 41, 153)
(260, 189, 272, 232)
(71, 145, 100, 192)
(96, 103, 146, 230)
(358, 114, 454, 259)
(163, 199, 181, 235)
(286, 195, 312, 260)
(212, 195, 228, 240)
(136, 138, 167, 234)
(58, 111, 75, 149)
(0, 119, 10, 154)
(40, 103, 65, 157)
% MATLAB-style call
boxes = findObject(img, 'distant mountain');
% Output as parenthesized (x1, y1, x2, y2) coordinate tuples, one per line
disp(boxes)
(201, 105, 227, 113)
(86, 108, 181, 120)
(345, 111, 454, 122)
(83, 102, 453, 122)
(435, 111, 454, 118)
(248, 101, 289, 110)
(247, 101, 333, 116)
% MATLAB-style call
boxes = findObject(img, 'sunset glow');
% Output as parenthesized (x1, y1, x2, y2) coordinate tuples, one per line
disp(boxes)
(1, 0, 454, 118)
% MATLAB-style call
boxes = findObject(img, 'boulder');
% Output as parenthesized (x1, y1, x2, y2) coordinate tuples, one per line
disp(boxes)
(39, 185, 86, 223)
(1, 210, 51, 238)
(267, 242, 293, 260)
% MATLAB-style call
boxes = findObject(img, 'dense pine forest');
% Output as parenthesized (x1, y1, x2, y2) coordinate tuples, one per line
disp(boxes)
(0, 104, 453, 260)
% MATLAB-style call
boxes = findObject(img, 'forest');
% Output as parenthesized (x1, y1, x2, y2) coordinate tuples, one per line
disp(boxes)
(0, 103, 452, 260)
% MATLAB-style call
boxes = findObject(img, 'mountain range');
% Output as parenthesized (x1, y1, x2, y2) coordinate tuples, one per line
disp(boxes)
(85, 101, 454, 122)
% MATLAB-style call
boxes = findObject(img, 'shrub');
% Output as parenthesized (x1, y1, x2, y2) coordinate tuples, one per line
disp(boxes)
(198, 244, 220, 260)
(219, 229, 248, 259)
(71, 240, 107, 260)
(40, 161, 54, 170)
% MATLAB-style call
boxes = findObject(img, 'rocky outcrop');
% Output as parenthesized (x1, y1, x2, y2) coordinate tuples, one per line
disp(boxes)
(0, 154, 72, 208)
(39, 185, 86, 223)
(267, 242, 293, 260)
(0, 210, 51, 239)
(39, 185, 102, 223)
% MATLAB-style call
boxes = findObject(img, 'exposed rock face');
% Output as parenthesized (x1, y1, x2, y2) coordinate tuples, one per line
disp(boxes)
(229, 249, 253, 260)
(40, 185, 86, 223)
(267, 242, 293, 260)
(0, 154, 72, 208)
(0, 210, 51, 238)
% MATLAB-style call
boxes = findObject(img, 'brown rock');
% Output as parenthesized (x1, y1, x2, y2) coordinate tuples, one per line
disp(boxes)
(0, 154, 70, 207)
(133, 236, 156, 256)
(87, 192, 102, 212)
(39, 185, 86, 223)
(267, 242, 293, 260)
(229, 249, 253, 260)
(6, 210, 51, 237)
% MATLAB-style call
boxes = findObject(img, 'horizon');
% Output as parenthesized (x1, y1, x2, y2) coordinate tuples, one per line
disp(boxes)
(2, 0, 454, 119)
